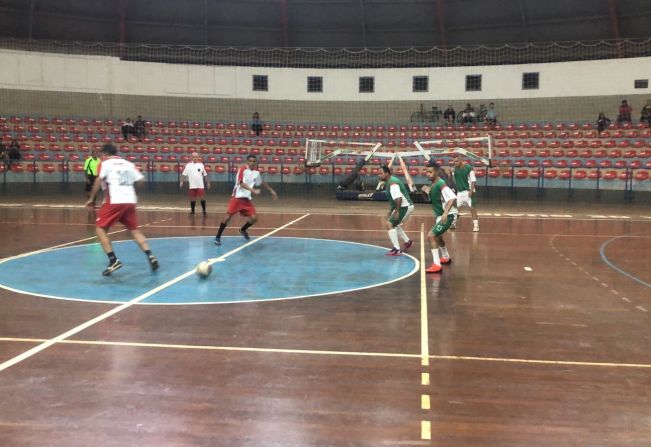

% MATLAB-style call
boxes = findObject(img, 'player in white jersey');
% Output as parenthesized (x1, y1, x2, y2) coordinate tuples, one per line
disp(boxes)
(180, 152, 210, 216)
(85, 144, 159, 276)
(214, 155, 277, 246)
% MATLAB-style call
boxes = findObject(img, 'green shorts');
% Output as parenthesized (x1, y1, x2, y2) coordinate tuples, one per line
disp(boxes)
(389, 205, 414, 227)
(431, 214, 456, 237)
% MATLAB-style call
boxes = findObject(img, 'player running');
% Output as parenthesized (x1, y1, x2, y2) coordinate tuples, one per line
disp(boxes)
(378, 165, 414, 256)
(422, 161, 458, 273)
(214, 154, 277, 246)
(85, 144, 159, 276)
(451, 156, 479, 232)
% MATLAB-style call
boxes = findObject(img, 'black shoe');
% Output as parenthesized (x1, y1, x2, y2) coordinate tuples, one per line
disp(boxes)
(102, 259, 123, 276)
(189, 212, 195, 216)
(148, 255, 159, 271)
(202, 211, 207, 217)
(214, 237, 221, 246)
(239, 228, 250, 240)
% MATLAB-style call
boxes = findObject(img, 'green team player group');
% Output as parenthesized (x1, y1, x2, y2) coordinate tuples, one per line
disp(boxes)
(380, 156, 479, 273)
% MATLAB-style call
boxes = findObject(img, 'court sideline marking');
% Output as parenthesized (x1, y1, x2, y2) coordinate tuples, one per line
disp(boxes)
(2, 337, 651, 369)
(0, 213, 310, 373)
(419, 224, 431, 440)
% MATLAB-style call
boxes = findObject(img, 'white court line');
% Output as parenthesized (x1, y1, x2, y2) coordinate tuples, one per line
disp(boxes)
(0, 228, 129, 263)
(0, 214, 310, 373)
(636, 306, 648, 313)
(420, 224, 429, 367)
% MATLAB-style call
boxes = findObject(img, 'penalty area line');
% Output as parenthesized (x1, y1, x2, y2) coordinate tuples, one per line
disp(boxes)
(0, 213, 310, 373)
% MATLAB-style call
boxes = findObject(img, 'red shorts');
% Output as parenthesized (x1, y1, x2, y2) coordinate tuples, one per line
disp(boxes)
(96, 203, 138, 230)
(226, 197, 256, 217)
(189, 188, 205, 199)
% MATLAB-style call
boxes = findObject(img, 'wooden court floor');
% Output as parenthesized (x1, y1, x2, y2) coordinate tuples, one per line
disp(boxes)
(0, 199, 650, 446)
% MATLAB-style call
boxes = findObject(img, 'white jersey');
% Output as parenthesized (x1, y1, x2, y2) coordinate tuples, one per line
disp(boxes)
(232, 166, 262, 199)
(389, 184, 411, 208)
(99, 156, 144, 204)
(182, 161, 207, 189)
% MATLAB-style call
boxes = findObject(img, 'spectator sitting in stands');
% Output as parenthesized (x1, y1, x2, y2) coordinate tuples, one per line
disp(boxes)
(485, 102, 497, 127)
(443, 105, 455, 125)
(121, 117, 135, 140)
(251, 112, 262, 136)
(617, 99, 632, 125)
(640, 104, 651, 127)
(597, 112, 611, 134)
(134, 115, 147, 140)
(8, 139, 21, 166)
(461, 103, 476, 125)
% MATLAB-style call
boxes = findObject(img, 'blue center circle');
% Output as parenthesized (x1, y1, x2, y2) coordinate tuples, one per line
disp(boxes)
(0, 237, 418, 305)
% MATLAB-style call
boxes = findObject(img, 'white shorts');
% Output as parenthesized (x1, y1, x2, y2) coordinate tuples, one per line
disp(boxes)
(456, 190, 473, 208)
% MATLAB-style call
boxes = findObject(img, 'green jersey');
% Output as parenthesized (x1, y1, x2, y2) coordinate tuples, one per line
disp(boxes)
(453, 164, 474, 192)
(84, 157, 99, 176)
(386, 176, 413, 210)
(430, 178, 458, 217)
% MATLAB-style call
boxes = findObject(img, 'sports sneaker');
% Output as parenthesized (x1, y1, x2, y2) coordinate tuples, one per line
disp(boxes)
(440, 257, 452, 265)
(385, 248, 401, 256)
(425, 263, 442, 273)
(148, 255, 159, 271)
(473, 225, 479, 232)
(214, 237, 221, 246)
(102, 259, 123, 276)
(402, 240, 413, 252)
(239, 228, 250, 240)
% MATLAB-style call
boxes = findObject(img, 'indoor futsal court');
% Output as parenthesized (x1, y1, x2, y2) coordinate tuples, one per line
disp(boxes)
(2, 0, 651, 445)
(0, 198, 650, 446)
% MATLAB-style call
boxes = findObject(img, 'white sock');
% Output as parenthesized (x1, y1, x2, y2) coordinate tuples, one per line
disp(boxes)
(473, 219, 479, 227)
(440, 246, 449, 258)
(431, 248, 441, 265)
(396, 226, 410, 242)
(388, 229, 400, 249)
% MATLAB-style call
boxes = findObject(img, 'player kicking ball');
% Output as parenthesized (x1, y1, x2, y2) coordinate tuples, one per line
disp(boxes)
(378, 165, 414, 256)
(214, 154, 277, 246)
(422, 161, 458, 273)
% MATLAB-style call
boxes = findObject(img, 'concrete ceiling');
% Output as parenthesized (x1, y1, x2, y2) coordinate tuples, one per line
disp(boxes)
(0, 0, 649, 48)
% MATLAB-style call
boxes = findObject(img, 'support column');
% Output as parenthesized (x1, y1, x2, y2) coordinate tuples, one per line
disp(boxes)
(28, 0, 35, 39)
(359, 0, 368, 48)
(435, 0, 447, 48)
(281, 0, 289, 47)
(118, 0, 128, 45)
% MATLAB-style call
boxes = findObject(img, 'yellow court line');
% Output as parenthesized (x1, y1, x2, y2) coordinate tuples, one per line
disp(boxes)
(421, 421, 431, 440)
(428, 354, 651, 369)
(3, 337, 650, 369)
(421, 395, 431, 410)
(420, 224, 429, 367)
(421, 373, 430, 385)
(0, 337, 420, 359)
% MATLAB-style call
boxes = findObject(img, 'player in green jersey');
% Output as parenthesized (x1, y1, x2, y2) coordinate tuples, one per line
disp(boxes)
(378, 165, 415, 256)
(422, 162, 458, 273)
(452, 156, 479, 232)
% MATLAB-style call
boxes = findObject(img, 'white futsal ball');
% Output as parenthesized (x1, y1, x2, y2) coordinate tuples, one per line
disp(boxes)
(196, 261, 212, 278)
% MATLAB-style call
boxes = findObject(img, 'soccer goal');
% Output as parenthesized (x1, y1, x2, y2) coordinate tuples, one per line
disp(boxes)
(305, 139, 385, 167)
(413, 135, 492, 166)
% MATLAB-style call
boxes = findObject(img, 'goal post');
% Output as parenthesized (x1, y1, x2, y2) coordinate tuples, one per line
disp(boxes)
(305, 139, 384, 167)
(413, 135, 492, 166)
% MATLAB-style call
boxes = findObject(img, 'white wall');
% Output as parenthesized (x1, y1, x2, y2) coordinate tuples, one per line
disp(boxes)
(0, 49, 649, 101)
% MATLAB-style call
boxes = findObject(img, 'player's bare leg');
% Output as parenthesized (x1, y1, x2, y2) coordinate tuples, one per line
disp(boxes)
(215, 213, 235, 246)
(130, 229, 159, 271)
(239, 214, 258, 240)
(96, 226, 122, 276)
